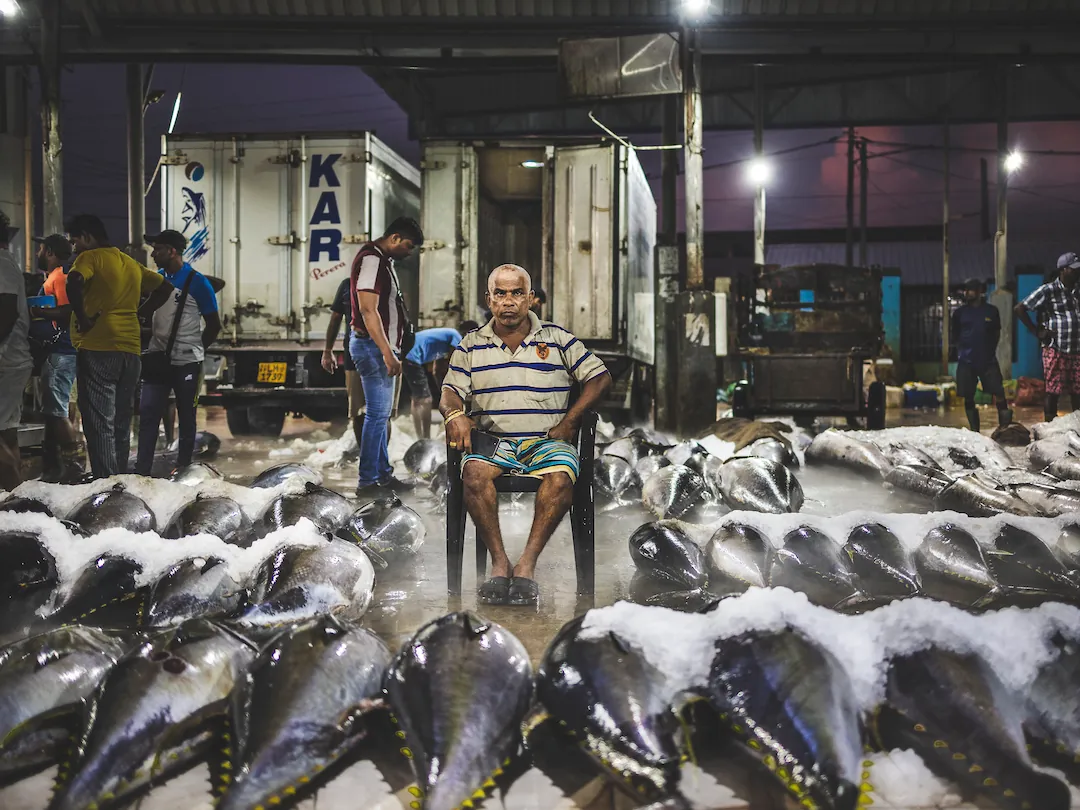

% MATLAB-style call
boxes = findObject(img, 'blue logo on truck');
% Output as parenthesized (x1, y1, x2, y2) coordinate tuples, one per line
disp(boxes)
(309, 153, 342, 264)
(181, 187, 210, 263)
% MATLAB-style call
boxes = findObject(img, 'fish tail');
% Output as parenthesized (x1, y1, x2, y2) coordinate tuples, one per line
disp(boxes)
(207, 715, 234, 803)
(1025, 733, 1080, 790)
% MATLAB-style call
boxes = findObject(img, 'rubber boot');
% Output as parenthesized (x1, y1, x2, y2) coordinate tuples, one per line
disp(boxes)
(998, 408, 1013, 428)
(40, 441, 62, 483)
(58, 442, 86, 485)
(966, 407, 981, 433)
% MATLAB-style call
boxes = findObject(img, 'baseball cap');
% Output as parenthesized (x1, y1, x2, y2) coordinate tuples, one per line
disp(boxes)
(1058, 252, 1080, 271)
(32, 234, 72, 260)
(144, 230, 187, 253)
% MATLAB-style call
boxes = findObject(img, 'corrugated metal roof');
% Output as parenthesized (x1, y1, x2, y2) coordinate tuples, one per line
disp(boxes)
(80, 0, 1080, 18)
(764, 241, 1062, 285)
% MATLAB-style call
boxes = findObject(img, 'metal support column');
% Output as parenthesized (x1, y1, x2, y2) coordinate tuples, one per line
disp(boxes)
(942, 122, 951, 377)
(39, 0, 63, 236)
(23, 68, 33, 271)
(661, 95, 678, 245)
(991, 70, 1014, 380)
(127, 64, 147, 264)
(683, 30, 704, 290)
(845, 126, 855, 268)
(752, 66, 765, 267)
(655, 94, 681, 432)
(858, 137, 868, 268)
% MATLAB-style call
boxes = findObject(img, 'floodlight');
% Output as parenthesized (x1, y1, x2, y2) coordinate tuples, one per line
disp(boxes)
(1004, 150, 1024, 174)
(682, 0, 709, 18)
(520, 160, 544, 169)
(746, 157, 773, 186)
(0, 0, 20, 17)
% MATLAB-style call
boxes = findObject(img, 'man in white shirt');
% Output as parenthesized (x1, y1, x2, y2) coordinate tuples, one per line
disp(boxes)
(0, 211, 32, 489)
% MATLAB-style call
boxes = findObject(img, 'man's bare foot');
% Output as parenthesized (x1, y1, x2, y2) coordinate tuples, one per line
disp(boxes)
(490, 557, 513, 579)
(512, 563, 536, 581)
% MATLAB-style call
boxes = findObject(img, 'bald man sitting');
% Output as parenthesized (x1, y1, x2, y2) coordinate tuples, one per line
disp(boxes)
(440, 264, 612, 606)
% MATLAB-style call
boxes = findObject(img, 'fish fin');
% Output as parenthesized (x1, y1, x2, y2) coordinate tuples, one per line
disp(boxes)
(361, 710, 419, 795)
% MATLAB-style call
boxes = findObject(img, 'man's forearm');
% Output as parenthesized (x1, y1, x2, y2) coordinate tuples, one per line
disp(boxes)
(139, 283, 174, 316)
(563, 373, 612, 426)
(439, 389, 465, 418)
(1015, 305, 1039, 336)
(323, 313, 343, 355)
(67, 273, 88, 321)
(361, 308, 394, 357)
(202, 324, 222, 348)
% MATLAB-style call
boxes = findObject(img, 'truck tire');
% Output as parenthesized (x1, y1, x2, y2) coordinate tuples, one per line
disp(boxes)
(226, 407, 252, 437)
(248, 407, 287, 437)
(867, 381, 887, 431)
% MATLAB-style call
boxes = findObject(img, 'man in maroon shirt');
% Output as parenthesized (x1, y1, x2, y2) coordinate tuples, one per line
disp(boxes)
(348, 217, 423, 498)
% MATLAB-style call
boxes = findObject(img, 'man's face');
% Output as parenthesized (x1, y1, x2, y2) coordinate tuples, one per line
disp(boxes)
(150, 243, 176, 269)
(70, 234, 94, 254)
(487, 270, 534, 329)
(36, 245, 49, 273)
(1063, 266, 1079, 289)
(964, 286, 980, 303)
(387, 235, 417, 261)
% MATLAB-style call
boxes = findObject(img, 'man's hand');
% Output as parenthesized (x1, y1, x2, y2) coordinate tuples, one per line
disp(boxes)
(383, 351, 402, 377)
(446, 414, 474, 452)
(78, 312, 101, 334)
(547, 419, 576, 444)
(321, 350, 337, 373)
(1038, 327, 1052, 346)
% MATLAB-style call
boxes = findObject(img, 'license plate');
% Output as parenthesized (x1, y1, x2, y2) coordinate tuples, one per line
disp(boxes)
(256, 362, 287, 384)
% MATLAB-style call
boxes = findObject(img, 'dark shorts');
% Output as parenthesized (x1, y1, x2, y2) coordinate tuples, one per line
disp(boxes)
(956, 361, 1006, 401)
(403, 361, 433, 400)
(1043, 347, 1080, 395)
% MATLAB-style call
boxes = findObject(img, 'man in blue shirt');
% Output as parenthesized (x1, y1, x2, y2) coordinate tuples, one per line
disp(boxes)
(135, 230, 221, 474)
(403, 322, 478, 439)
(951, 278, 1012, 433)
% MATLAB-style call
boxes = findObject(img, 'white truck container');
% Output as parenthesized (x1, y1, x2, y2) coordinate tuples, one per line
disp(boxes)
(417, 139, 656, 413)
(160, 131, 420, 436)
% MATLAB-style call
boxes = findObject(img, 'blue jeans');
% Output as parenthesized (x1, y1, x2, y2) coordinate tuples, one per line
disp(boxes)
(41, 353, 77, 418)
(350, 335, 395, 486)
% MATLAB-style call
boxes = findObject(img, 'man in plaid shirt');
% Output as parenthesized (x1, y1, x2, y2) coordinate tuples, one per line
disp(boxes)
(1016, 252, 1080, 422)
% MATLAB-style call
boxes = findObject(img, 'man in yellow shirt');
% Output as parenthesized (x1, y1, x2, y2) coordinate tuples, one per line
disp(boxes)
(65, 214, 174, 478)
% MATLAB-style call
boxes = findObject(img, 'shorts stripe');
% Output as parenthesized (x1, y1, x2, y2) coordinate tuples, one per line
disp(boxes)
(462, 436, 580, 482)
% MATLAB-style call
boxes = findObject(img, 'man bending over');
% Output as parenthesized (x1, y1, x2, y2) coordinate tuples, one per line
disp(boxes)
(440, 264, 611, 607)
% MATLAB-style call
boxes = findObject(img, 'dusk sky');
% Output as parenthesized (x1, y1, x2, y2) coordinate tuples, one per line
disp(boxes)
(46, 62, 1080, 252)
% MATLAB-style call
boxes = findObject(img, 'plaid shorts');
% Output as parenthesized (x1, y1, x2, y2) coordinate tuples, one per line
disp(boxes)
(1043, 347, 1080, 395)
(463, 436, 580, 483)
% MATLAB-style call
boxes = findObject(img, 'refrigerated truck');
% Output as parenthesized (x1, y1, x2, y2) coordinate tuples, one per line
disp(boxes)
(417, 139, 657, 416)
(159, 131, 421, 436)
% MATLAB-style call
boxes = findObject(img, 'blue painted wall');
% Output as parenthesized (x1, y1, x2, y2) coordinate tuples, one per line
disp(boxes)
(1015, 273, 1043, 379)
(881, 275, 901, 358)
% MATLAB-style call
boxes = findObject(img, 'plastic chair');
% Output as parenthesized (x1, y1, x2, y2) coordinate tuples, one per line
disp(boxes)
(445, 411, 597, 596)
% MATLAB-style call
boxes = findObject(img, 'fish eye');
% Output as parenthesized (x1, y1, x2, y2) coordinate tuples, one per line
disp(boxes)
(163, 657, 187, 674)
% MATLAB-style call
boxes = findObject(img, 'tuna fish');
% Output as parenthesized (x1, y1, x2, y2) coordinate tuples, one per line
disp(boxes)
(948, 446, 983, 470)
(932, 473, 1042, 518)
(1022, 634, 1080, 786)
(403, 439, 447, 479)
(0, 627, 126, 787)
(804, 430, 893, 479)
(1048, 452, 1080, 482)
(594, 456, 642, 506)
(249, 464, 322, 489)
(842, 523, 921, 602)
(385, 612, 533, 810)
(884, 464, 955, 501)
(769, 526, 864, 610)
(337, 495, 426, 568)
(164, 495, 254, 548)
(192, 430, 222, 460)
(604, 435, 666, 466)
(256, 481, 354, 537)
(871, 646, 1070, 810)
(537, 615, 687, 804)
(40, 554, 147, 631)
(636, 455, 672, 481)
(49, 620, 257, 810)
(143, 558, 248, 627)
(629, 522, 709, 590)
(236, 539, 375, 629)
(986, 524, 1080, 606)
(218, 617, 392, 810)
(705, 629, 863, 810)
(1056, 523, 1080, 571)
(665, 440, 710, 469)
(0, 531, 60, 644)
(169, 462, 224, 487)
(883, 443, 942, 470)
(913, 524, 1000, 609)
(704, 523, 773, 596)
(0, 496, 54, 516)
(745, 437, 800, 469)
(1008, 483, 1080, 516)
(717, 457, 804, 514)
(71, 484, 157, 535)
(642, 465, 712, 520)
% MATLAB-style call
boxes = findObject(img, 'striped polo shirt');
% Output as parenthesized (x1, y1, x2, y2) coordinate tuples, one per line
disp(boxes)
(442, 312, 608, 438)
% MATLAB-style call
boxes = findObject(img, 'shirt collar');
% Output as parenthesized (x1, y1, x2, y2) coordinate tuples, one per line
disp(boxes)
(164, 262, 194, 283)
(479, 311, 545, 344)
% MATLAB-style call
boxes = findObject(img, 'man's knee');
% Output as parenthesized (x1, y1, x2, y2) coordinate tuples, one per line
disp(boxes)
(462, 461, 497, 496)
(542, 471, 575, 500)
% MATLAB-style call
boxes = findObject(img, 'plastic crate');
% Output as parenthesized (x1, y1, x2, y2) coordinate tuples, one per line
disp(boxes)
(904, 389, 940, 409)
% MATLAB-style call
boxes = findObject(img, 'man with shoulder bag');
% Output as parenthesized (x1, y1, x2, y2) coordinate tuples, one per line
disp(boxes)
(135, 231, 221, 475)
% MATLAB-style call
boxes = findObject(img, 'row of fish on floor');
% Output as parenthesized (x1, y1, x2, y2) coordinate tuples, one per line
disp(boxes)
(3, 597, 1079, 810)
(589, 418, 1080, 520)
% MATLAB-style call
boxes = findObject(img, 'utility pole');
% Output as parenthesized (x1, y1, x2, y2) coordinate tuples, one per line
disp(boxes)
(980, 158, 991, 241)
(858, 137, 868, 267)
(127, 65, 147, 264)
(39, 0, 63, 235)
(752, 66, 766, 266)
(992, 66, 1013, 380)
(845, 126, 855, 267)
(942, 122, 951, 377)
(683, 30, 704, 290)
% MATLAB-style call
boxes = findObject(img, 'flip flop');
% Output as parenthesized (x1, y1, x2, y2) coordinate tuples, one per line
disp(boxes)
(508, 577, 540, 607)
(478, 576, 511, 605)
